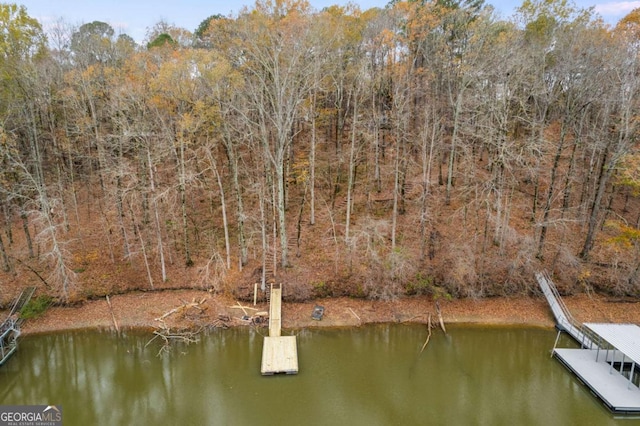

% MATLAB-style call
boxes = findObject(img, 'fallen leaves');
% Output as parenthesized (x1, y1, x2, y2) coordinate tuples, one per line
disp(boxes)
(16, 290, 640, 336)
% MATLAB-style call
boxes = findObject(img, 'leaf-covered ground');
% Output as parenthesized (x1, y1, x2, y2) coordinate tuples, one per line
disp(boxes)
(17, 290, 640, 335)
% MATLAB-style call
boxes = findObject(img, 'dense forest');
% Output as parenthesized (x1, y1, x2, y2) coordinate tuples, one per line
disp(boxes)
(1, 0, 639, 305)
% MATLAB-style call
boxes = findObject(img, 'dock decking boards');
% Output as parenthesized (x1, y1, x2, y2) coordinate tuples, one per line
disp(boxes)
(261, 336, 298, 375)
(261, 284, 298, 375)
(269, 286, 282, 338)
(554, 348, 640, 413)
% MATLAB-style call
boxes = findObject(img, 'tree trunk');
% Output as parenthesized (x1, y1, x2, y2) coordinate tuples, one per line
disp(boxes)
(310, 92, 317, 226)
(259, 190, 267, 291)
(276, 154, 289, 268)
(148, 148, 167, 282)
(372, 90, 382, 193)
(391, 132, 401, 251)
(580, 147, 612, 259)
(211, 153, 231, 270)
(446, 92, 464, 205)
(29, 104, 72, 300)
(537, 123, 567, 259)
(179, 136, 193, 267)
(116, 176, 130, 259)
(420, 109, 437, 263)
(2, 203, 12, 244)
(21, 211, 34, 260)
(0, 231, 10, 272)
(223, 136, 248, 267)
(345, 90, 359, 241)
(55, 162, 70, 233)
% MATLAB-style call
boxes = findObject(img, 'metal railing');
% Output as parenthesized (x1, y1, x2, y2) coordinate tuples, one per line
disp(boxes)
(536, 271, 599, 350)
(5, 287, 36, 324)
(0, 287, 36, 366)
(0, 319, 19, 365)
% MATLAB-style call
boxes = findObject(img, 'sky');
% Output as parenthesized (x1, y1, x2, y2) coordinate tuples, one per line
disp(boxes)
(14, 0, 640, 43)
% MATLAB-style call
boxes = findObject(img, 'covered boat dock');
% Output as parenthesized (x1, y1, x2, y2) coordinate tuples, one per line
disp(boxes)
(554, 323, 640, 414)
(538, 272, 640, 414)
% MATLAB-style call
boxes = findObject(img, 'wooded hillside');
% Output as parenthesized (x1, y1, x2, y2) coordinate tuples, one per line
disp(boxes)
(1, 0, 639, 304)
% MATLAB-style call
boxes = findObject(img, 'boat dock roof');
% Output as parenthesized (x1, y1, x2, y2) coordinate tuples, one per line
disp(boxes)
(585, 323, 640, 365)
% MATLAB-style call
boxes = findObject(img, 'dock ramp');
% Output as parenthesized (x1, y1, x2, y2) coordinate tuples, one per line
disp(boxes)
(535, 272, 597, 349)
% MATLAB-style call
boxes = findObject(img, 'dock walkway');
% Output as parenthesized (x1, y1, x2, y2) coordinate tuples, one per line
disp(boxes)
(261, 284, 298, 375)
(268, 285, 282, 337)
(535, 271, 596, 349)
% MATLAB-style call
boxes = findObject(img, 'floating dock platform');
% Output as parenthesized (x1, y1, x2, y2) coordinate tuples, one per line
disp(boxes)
(555, 346, 640, 414)
(261, 336, 298, 375)
(261, 284, 298, 375)
(537, 272, 640, 414)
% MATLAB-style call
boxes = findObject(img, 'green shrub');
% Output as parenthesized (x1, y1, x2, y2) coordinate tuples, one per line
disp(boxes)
(20, 295, 53, 320)
(405, 273, 433, 296)
(312, 281, 329, 298)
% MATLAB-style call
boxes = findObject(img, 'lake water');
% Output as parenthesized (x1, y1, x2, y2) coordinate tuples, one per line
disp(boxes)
(0, 325, 637, 425)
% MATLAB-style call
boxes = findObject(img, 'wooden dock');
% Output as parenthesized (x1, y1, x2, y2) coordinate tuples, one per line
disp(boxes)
(261, 284, 298, 375)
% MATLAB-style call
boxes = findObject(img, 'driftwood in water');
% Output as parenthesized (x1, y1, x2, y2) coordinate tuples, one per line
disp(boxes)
(420, 313, 433, 354)
(435, 301, 447, 334)
(146, 325, 201, 357)
(106, 295, 120, 334)
(149, 298, 208, 356)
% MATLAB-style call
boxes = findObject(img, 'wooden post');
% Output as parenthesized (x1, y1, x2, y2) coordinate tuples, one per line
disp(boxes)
(254, 283, 258, 306)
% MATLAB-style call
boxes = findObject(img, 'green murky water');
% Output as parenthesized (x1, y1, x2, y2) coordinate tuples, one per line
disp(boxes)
(0, 325, 637, 425)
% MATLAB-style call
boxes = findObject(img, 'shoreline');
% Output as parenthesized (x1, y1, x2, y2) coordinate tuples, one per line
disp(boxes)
(16, 289, 640, 336)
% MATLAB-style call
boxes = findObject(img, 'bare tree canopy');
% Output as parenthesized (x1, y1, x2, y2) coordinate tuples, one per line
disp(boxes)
(1, 0, 640, 303)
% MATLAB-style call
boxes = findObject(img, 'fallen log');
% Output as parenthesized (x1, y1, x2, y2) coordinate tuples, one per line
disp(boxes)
(420, 313, 433, 354)
(401, 315, 423, 323)
(155, 298, 206, 322)
(228, 303, 259, 316)
(436, 301, 447, 334)
(106, 295, 120, 334)
(348, 307, 361, 323)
